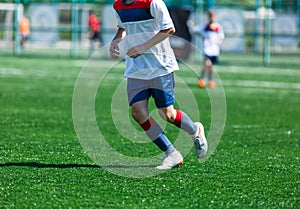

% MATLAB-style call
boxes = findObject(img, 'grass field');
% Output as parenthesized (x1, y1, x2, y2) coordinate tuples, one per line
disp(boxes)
(0, 52, 299, 208)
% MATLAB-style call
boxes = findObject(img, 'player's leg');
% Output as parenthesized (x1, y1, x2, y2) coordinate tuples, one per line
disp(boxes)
(158, 105, 208, 158)
(153, 73, 208, 158)
(158, 106, 195, 135)
(152, 73, 196, 135)
(99, 32, 103, 48)
(20, 35, 25, 48)
(208, 56, 217, 88)
(127, 78, 178, 162)
(131, 100, 175, 156)
(89, 32, 97, 56)
(198, 70, 206, 87)
(200, 64, 207, 80)
(89, 39, 94, 56)
(198, 55, 210, 87)
(129, 76, 182, 169)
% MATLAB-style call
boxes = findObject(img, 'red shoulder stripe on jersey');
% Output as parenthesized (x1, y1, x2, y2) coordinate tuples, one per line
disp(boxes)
(114, 0, 152, 10)
(205, 23, 221, 32)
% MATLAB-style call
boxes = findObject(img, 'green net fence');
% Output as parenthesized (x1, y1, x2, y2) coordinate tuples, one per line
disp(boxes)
(0, 0, 299, 61)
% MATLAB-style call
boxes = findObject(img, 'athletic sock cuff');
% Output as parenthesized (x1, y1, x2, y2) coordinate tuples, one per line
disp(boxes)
(140, 117, 155, 131)
(172, 109, 182, 127)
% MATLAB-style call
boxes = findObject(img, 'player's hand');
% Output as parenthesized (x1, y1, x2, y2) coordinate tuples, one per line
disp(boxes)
(110, 41, 120, 59)
(127, 44, 147, 58)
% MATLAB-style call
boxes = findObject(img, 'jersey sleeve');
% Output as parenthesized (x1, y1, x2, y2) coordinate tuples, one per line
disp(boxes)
(218, 25, 225, 40)
(150, 0, 174, 31)
(113, 9, 125, 29)
(194, 24, 206, 37)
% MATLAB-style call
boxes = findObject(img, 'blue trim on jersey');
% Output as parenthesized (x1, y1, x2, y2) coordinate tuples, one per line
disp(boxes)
(116, 8, 153, 23)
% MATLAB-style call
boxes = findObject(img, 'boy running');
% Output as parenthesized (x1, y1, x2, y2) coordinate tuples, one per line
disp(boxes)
(194, 11, 224, 88)
(110, 0, 207, 169)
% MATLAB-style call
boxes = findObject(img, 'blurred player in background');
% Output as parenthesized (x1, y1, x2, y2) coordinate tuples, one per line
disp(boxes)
(19, 16, 30, 49)
(193, 11, 224, 88)
(88, 10, 102, 55)
(110, 0, 207, 169)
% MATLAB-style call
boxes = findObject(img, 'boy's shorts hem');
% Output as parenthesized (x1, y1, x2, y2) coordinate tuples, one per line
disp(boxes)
(204, 54, 218, 64)
(127, 73, 175, 108)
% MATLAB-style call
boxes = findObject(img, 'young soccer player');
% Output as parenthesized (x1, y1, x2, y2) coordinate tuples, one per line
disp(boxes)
(110, 0, 207, 169)
(88, 10, 101, 55)
(194, 11, 224, 88)
(19, 16, 30, 49)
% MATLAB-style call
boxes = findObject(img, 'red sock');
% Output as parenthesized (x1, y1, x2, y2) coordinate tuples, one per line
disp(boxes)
(172, 110, 182, 128)
(140, 117, 155, 131)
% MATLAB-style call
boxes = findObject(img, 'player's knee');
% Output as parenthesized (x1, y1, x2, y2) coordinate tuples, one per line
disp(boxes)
(131, 108, 148, 123)
(130, 109, 140, 121)
(158, 109, 175, 122)
(205, 60, 212, 66)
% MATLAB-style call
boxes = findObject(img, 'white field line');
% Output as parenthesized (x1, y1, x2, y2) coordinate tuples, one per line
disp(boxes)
(0, 68, 23, 76)
(181, 76, 300, 90)
(221, 79, 300, 90)
(1, 66, 300, 90)
(216, 66, 300, 76)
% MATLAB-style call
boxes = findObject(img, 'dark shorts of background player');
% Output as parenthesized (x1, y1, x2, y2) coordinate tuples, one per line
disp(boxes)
(204, 54, 218, 65)
(127, 73, 175, 108)
(21, 34, 29, 42)
(90, 31, 99, 41)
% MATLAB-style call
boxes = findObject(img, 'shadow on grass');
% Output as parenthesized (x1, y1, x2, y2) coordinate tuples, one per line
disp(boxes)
(0, 162, 156, 169)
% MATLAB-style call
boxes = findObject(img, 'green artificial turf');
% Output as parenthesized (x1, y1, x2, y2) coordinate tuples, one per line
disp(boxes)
(0, 53, 299, 208)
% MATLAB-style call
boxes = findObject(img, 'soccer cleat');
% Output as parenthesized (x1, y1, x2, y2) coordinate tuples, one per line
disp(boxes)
(208, 80, 216, 88)
(198, 79, 206, 88)
(156, 150, 183, 170)
(192, 122, 208, 158)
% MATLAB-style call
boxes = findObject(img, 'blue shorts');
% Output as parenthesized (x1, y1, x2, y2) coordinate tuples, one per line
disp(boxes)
(204, 55, 218, 65)
(127, 73, 175, 108)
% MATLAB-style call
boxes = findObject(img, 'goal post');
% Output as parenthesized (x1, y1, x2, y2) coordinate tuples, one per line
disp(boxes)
(0, 2, 23, 54)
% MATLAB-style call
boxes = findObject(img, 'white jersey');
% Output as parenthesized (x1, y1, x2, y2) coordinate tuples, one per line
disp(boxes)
(113, 0, 179, 79)
(194, 22, 224, 56)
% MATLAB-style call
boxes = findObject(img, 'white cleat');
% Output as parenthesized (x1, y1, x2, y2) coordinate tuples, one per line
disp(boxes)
(156, 150, 183, 170)
(192, 122, 208, 158)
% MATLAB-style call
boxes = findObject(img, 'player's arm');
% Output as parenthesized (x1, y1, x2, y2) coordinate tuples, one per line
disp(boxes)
(217, 26, 225, 45)
(191, 23, 205, 37)
(127, 27, 175, 58)
(127, 0, 175, 58)
(217, 38, 223, 45)
(110, 27, 125, 59)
